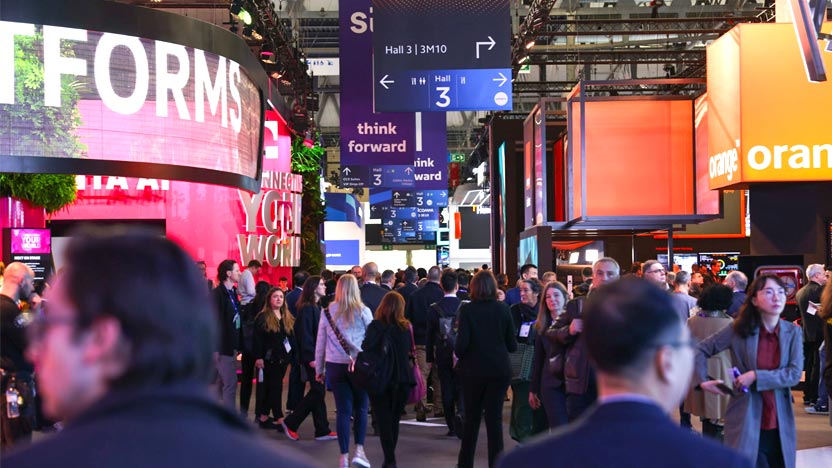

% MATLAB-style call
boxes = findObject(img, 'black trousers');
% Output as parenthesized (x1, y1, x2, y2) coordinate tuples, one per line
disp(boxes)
(437, 364, 462, 433)
(539, 385, 568, 429)
(286, 362, 304, 411)
(255, 361, 288, 419)
(457, 376, 509, 468)
(282, 363, 331, 437)
(804, 340, 821, 402)
(370, 386, 409, 468)
(239, 351, 256, 414)
(757, 429, 785, 468)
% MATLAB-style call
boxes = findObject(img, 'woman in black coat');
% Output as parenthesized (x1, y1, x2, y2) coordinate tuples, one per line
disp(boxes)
(455, 270, 517, 468)
(253, 287, 297, 429)
(529, 281, 569, 429)
(362, 292, 415, 468)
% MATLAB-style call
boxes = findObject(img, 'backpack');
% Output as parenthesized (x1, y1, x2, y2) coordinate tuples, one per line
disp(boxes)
(350, 328, 396, 397)
(432, 302, 460, 363)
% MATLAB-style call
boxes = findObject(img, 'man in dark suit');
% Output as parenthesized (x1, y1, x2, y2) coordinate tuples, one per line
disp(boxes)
(724, 271, 748, 318)
(1, 230, 317, 468)
(406, 266, 445, 420)
(284, 270, 309, 411)
(395, 267, 419, 303)
(456, 271, 470, 301)
(796, 264, 828, 407)
(426, 270, 463, 436)
(497, 277, 751, 468)
(359, 262, 387, 314)
(380, 269, 396, 291)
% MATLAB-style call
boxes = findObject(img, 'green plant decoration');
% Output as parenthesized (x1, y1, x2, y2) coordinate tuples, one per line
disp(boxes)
(0, 27, 84, 214)
(291, 137, 326, 274)
(0, 173, 77, 214)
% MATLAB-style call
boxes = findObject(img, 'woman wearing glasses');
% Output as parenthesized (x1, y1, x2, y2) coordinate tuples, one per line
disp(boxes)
(696, 274, 803, 468)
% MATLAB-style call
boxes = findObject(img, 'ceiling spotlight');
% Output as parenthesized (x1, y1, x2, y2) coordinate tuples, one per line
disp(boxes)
(525, 38, 536, 49)
(517, 55, 529, 64)
(230, 1, 252, 26)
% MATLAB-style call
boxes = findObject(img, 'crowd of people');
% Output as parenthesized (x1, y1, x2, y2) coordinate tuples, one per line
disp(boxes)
(1, 231, 831, 468)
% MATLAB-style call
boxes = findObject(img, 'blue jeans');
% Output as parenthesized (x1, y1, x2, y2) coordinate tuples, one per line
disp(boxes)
(326, 362, 368, 454)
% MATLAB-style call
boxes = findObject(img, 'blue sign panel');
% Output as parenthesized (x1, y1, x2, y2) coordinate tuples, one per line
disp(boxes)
(324, 240, 361, 266)
(372, 0, 511, 112)
(374, 68, 512, 112)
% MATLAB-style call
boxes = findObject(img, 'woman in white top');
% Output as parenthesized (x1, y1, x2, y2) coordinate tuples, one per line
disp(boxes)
(315, 274, 374, 468)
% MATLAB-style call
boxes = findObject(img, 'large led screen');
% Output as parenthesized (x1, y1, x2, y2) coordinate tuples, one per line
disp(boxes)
(0, 21, 263, 191)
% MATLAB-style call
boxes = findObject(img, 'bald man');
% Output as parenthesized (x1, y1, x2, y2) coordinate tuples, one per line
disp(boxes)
(1, 262, 39, 450)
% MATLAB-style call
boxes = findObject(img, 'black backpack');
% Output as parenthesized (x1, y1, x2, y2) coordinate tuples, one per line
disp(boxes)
(351, 328, 396, 397)
(432, 302, 461, 363)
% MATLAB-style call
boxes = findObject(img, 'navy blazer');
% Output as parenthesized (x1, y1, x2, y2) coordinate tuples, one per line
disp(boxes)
(497, 401, 751, 468)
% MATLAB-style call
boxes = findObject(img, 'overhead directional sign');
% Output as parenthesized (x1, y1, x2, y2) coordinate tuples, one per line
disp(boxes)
(372, 0, 511, 112)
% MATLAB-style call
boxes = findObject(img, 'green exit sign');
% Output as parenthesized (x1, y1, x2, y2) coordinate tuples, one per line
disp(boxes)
(424, 244, 436, 250)
(382, 244, 393, 251)
(448, 152, 465, 163)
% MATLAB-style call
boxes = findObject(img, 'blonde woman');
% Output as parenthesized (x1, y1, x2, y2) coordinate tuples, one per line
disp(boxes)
(529, 281, 569, 429)
(315, 274, 374, 468)
(253, 288, 296, 429)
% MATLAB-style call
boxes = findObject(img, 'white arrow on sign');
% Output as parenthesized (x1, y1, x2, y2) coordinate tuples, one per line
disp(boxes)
(342, 167, 351, 175)
(405, 167, 414, 175)
(394, 192, 401, 198)
(379, 74, 395, 89)
(492, 72, 507, 87)
(476, 36, 496, 59)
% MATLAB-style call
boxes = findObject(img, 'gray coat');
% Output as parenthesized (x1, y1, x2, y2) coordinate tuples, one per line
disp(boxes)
(694, 320, 803, 468)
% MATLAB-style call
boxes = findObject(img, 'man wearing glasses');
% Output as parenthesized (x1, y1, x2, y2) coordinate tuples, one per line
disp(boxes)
(642, 260, 670, 292)
(1, 230, 316, 468)
(498, 278, 751, 468)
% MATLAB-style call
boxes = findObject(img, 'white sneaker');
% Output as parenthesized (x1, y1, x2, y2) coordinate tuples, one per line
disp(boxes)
(352, 446, 371, 468)
(339, 454, 350, 468)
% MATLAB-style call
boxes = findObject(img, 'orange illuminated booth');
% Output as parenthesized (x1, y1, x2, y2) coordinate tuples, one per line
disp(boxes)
(556, 80, 720, 232)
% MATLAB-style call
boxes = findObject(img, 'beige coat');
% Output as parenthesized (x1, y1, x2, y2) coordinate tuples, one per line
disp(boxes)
(684, 312, 733, 419)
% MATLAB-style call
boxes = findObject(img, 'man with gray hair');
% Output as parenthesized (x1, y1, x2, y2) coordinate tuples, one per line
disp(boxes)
(723, 271, 748, 318)
(670, 271, 698, 323)
(796, 264, 828, 407)
(380, 269, 396, 291)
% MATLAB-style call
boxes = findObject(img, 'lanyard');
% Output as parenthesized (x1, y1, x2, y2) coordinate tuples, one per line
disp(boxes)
(226, 288, 240, 328)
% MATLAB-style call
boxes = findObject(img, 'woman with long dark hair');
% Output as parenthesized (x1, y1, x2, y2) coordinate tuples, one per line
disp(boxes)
(240, 280, 271, 417)
(529, 281, 569, 429)
(455, 270, 517, 468)
(508, 278, 546, 441)
(281, 276, 336, 442)
(253, 288, 296, 428)
(362, 292, 416, 468)
(696, 274, 803, 468)
(316, 274, 374, 468)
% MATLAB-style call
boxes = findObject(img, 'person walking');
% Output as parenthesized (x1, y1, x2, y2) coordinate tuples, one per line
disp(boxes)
(281, 276, 336, 442)
(253, 288, 296, 429)
(529, 281, 569, 429)
(455, 270, 517, 468)
(697, 274, 803, 468)
(362, 292, 416, 468)
(316, 274, 374, 468)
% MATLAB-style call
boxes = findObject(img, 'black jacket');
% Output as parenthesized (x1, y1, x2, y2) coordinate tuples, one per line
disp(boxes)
(395, 283, 418, 303)
(454, 299, 517, 380)
(286, 287, 303, 317)
(547, 296, 594, 395)
(252, 313, 296, 366)
(510, 302, 538, 345)
(405, 282, 444, 346)
(0, 382, 320, 468)
(295, 302, 321, 364)
(426, 295, 462, 365)
(360, 282, 388, 315)
(0, 295, 33, 373)
(212, 285, 241, 356)
(796, 281, 824, 342)
(530, 315, 565, 394)
(362, 320, 416, 389)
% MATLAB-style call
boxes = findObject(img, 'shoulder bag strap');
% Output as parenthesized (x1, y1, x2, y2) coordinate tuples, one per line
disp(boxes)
(431, 302, 447, 319)
(408, 324, 417, 357)
(323, 307, 353, 358)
